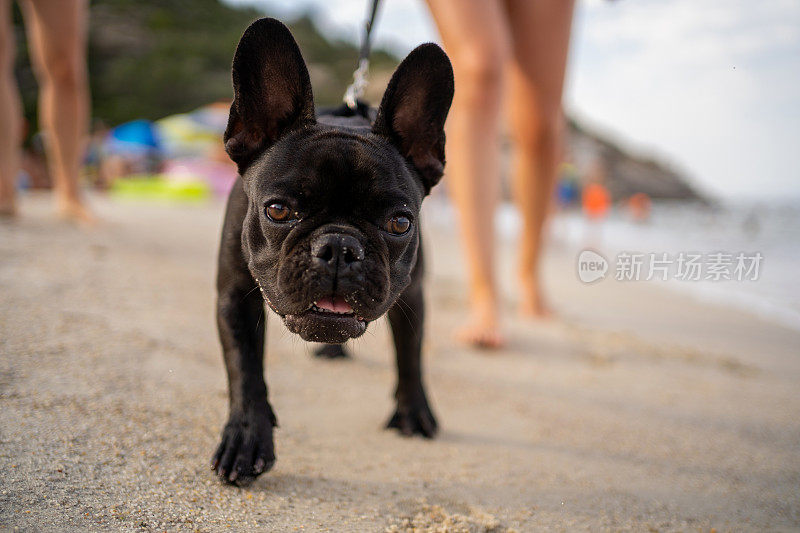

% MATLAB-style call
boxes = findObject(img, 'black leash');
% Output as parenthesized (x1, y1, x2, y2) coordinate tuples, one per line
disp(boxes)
(343, 0, 382, 109)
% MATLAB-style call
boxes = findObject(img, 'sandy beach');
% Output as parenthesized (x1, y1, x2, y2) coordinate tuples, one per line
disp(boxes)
(1, 193, 799, 532)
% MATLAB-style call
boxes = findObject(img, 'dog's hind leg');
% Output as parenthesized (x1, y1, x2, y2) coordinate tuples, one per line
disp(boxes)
(386, 243, 438, 438)
(314, 344, 350, 359)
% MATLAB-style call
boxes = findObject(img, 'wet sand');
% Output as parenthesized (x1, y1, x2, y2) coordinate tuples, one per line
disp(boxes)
(1, 193, 799, 531)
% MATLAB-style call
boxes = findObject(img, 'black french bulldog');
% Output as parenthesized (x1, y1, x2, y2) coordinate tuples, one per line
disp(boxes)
(211, 18, 453, 484)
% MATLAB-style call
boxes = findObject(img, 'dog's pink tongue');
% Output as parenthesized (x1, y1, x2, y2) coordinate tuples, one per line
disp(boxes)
(316, 296, 353, 313)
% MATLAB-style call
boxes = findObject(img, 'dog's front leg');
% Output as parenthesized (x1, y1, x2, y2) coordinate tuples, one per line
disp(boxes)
(386, 245, 438, 438)
(212, 270, 277, 484)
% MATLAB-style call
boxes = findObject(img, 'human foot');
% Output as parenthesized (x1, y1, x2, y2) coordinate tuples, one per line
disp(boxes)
(456, 323, 505, 349)
(0, 187, 17, 217)
(56, 197, 97, 226)
(455, 299, 505, 349)
(0, 199, 17, 218)
(518, 277, 553, 319)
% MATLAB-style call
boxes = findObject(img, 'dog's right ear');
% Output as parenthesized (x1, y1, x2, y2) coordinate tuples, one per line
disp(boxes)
(224, 18, 315, 172)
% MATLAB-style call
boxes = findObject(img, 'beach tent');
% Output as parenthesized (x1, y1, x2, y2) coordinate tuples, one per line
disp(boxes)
(106, 119, 162, 156)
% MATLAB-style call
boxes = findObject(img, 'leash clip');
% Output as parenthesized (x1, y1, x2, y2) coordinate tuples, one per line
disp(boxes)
(343, 58, 370, 110)
(343, 0, 381, 110)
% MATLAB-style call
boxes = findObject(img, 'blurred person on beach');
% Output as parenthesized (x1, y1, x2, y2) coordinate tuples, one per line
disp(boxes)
(425, 0, 575, 348)
(582, 161, 611, 222)
(581, 161, 611, 247)
(0, 0, 92, 223)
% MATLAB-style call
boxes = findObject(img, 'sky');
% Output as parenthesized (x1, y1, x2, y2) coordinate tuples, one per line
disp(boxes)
(224, 0, 800, 202)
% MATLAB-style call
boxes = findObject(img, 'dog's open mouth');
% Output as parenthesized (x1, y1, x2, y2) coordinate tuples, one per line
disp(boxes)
(310, 296, 356, 316)
(283, 296, 367, 343)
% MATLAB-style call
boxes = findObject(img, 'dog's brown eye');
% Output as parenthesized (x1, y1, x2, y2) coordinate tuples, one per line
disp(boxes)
(385, 215, 411, 235)
(265, 202, 292, 222)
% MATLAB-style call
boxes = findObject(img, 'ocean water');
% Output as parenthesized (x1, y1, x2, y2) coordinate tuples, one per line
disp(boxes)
(512, 200, 800, 332)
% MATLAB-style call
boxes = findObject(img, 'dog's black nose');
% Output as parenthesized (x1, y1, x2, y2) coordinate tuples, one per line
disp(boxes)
(312, 234, 364, 268)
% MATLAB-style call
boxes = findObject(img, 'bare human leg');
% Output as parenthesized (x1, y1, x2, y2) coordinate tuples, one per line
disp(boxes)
(0, 0, 22, 217)
(503, 0, 575, 317)
(426, 0, 509, 348)
(21, 0, 92, 223)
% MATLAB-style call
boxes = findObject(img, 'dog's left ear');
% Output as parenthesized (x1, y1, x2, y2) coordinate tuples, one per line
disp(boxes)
(224, 18, 315, 172)
(373, 43, 454, 194)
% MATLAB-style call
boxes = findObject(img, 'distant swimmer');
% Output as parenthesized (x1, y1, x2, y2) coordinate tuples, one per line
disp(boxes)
(583, 182, 611, 220)
(626, 192, 652, 222)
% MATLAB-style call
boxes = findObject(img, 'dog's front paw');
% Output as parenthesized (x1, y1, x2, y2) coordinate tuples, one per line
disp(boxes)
(211, 407, 277, 485)
(386, 389, 438, 438)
